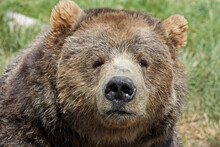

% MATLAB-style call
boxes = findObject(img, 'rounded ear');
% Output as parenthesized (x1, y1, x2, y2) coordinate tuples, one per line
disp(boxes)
(50, 0, 86, 32)
(161, 15, 188, 48)
(155, 15, 188, 60)
(159, 15, 188, 48)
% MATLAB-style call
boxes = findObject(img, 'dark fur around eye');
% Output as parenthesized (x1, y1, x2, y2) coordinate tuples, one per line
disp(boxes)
(93, 60, 104, 68)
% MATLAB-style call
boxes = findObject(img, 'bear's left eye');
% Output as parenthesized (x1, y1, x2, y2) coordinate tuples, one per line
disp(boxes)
(93, 60, 104, 68)
(138, 59, 149, 68)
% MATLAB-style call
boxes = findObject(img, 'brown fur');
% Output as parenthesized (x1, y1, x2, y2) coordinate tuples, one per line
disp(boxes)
(0, 0, 188, 146)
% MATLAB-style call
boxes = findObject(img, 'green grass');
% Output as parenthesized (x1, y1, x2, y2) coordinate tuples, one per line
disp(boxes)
(0, 0, 220, 146)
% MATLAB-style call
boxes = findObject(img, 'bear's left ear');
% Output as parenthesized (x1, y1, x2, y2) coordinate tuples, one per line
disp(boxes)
(50, 0, 85, 32)
(155, 15, 188, 59)
(159, 15, 188, 48)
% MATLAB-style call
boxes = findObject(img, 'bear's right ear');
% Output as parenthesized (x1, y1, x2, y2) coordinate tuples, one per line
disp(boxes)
(50, 0, 85, 32)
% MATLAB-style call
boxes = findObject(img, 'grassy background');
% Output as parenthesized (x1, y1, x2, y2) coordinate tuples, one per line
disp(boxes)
(0, 0, 219, 146)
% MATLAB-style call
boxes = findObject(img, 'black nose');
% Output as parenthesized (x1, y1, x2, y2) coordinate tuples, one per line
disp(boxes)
(104, 76, 136, 103)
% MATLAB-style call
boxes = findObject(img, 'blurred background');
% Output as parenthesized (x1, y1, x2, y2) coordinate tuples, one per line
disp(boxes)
(0, 0, 219, 146)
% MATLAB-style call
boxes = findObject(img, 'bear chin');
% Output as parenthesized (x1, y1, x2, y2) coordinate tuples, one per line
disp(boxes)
(98, 112, 141, 129)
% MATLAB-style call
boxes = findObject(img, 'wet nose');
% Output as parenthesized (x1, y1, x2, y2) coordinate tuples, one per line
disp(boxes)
(104, 76, 136, 103)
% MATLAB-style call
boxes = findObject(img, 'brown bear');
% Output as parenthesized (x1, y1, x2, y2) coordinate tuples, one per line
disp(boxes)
(0, 0, 188, 146)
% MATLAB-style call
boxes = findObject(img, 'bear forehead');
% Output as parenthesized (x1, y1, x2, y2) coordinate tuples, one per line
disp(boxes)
(75, 9, 160, 39)
(64, 9, 169, 58)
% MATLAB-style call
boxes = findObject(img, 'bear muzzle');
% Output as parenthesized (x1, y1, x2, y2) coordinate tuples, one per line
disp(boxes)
(96, 54, 148, 121)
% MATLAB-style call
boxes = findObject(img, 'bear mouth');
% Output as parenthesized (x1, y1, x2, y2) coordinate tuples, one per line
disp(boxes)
(99, 110, 136, 128)
(106, 110, 132, 116)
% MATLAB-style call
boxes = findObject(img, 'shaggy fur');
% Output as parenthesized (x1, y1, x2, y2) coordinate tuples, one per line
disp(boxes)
(0, 0, 188, 146)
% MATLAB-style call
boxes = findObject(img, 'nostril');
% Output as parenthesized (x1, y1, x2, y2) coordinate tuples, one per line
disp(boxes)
(121, 84, 133, 96)
(107, 83, 118, 93)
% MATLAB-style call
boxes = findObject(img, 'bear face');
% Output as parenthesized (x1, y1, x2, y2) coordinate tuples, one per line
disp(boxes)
(58, 12, 173, 123)
(52, 0, 188, 144)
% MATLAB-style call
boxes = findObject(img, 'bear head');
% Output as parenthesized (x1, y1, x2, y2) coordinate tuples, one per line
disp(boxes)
(49, 0, 188, 144)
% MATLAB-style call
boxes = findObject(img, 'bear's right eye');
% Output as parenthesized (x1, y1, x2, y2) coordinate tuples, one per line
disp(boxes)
(93, 60, 104, 69)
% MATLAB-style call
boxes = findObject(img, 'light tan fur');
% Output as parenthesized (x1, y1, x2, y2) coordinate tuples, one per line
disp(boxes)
(51, 0, 85, 31)
(161, 15, 188, 48)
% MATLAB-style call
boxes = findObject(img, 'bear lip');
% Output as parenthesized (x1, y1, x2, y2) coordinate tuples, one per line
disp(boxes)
(106, 110, 132, 116)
